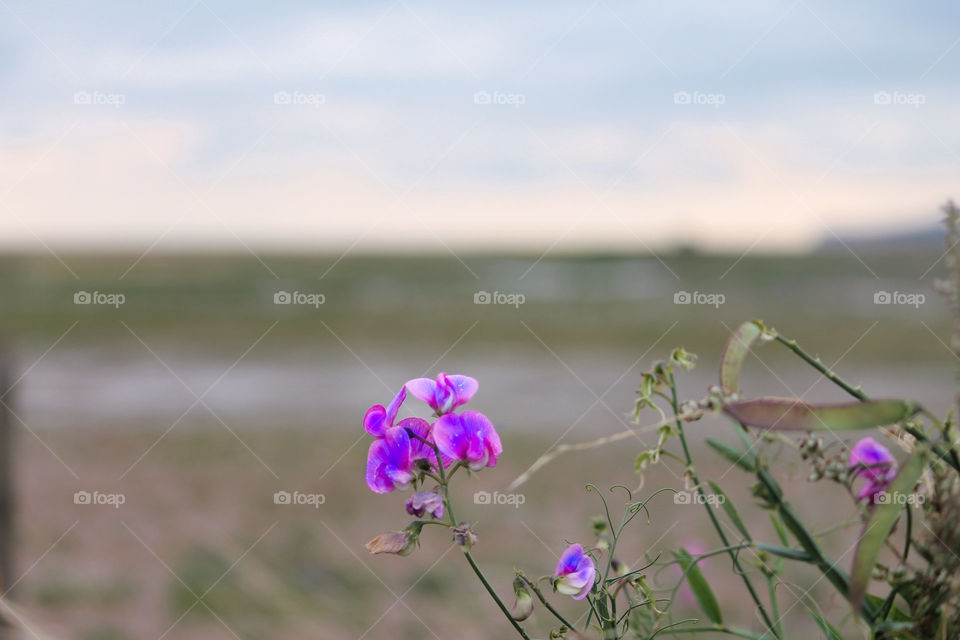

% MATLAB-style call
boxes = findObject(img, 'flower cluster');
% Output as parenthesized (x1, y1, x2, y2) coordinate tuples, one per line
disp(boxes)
(364, 373, 502, 495)
(363, 373, 599, 612)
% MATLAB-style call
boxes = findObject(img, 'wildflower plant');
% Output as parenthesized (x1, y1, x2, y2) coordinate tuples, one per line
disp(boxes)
(362, 204, 960, 638)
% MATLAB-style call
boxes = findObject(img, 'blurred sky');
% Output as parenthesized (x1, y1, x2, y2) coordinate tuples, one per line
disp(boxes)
(1, 0, 958, 254)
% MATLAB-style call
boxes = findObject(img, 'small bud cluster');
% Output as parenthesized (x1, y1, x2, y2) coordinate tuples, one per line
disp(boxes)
(675, 385, 738, 423)
(797, 435, 849, 484)
(634, 349, 699, 419)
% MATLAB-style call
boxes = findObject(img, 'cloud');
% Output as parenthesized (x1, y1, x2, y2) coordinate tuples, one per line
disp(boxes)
(0, 1, 958, 251)
(1, 116, 953, 254)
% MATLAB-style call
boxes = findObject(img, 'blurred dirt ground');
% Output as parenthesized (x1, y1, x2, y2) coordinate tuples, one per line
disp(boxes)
(10, 420, 892, 640)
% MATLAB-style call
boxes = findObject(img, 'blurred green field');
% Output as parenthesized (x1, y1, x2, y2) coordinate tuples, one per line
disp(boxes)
(0, 248, 951, 362)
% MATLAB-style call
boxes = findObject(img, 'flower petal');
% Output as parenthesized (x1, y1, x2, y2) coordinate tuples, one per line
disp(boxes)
(433, 414, 469, 461)
(384, 386, 407, 426)
(556, 544, 585, 576)
(405, 378, 438, 408)
(365, 427, 413, 493)
(572, 566, 596, 600)
(447, 375, 479, 408)
(365, 439, 394, 493)
(397, 417, 434, 464)
(459, 411, 502, 468)
(383, 427, 411, 470)
(363, 405, 387, 437)
(849, 437, 896, 481)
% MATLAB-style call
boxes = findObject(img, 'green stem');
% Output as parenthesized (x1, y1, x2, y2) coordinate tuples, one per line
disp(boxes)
(585, 594, 610, 634)
(668, 373, 780, 638)
(429, 440, 532, 640)
(767, 577, 783, 639)
(902, 505, 913, 566)
(517, 573, 578, 631)
(753, 460, 877, 623)
(657, 626, 770, 640)
(463, 552, 531, 639)
(773, 335, 867, 400)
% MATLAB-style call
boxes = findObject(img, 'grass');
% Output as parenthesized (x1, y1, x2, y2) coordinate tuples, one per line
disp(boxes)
(0, 249, 950, 363)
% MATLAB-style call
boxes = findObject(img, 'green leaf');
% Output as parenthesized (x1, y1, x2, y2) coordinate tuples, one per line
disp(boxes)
(866, 593, 910, 622)
(849, 449, 926, 609)
(705, 437, 756, 472)
(707, 480, 750, 541)
(754, 542, 813, 562)
(768, 514, 790, 574)
(808, 609, 843, 640)
(769, 513, 789, 547)
(723, 397, 918, 431)
(719, 320, 765, 396)
(673, 547, 722, 624)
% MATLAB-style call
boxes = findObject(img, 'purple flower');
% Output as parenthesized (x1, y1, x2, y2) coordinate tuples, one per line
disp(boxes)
(849, 437, 897, 503)
(433, 411, 502, 471)
(366, 428, 416, 494)
(553, 544, 596, 600)
(405, 373, 478, 415)
(405, 491, 445, 519)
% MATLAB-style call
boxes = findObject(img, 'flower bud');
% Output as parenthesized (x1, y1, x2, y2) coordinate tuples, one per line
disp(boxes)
(670, 347, 697, 371)
(405, 489, 444, 519)
(452, 522, 477, 551)
(510, 577, 535, 621)
(890, 564, 906, 582)
(680, 400, 704, 422)
(610, 557, 630, 578)
(590, 516, 608, 538)
(365, 522, 424, 556)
